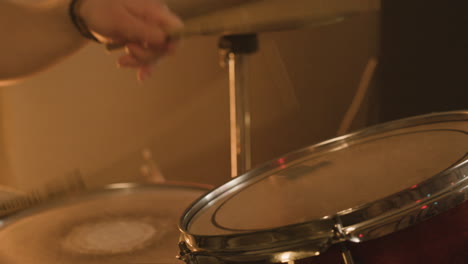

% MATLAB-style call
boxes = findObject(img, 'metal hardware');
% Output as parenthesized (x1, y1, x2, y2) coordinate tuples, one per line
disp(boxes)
(219, 34, 258, 178)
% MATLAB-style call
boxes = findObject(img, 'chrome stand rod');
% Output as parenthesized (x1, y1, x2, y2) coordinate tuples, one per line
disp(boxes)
(227, 52, 251, 177)
(340, 243, 355, 264)
(219, 34, 258, 178)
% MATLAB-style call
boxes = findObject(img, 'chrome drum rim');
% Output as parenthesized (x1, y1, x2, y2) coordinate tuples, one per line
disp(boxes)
(179, 111, 467, 263)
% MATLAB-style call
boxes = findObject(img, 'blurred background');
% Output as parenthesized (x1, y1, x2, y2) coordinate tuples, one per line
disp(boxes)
(0, 0, 465, 191)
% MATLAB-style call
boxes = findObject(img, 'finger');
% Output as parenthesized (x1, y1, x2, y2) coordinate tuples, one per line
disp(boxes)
(165, 40, 180, 55)
(117, 54, 144, 68)
(125, 43, 165, 64)
(137, 64, 153, 82)
(117, 55, 155, 82)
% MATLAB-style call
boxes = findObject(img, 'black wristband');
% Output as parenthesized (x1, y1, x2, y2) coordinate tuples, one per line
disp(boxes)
(69, 0, 99, 42)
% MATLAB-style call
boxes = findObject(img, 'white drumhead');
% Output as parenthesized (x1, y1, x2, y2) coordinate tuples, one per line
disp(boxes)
(0, 183, 207, 264)
(187, 121, 467, 235)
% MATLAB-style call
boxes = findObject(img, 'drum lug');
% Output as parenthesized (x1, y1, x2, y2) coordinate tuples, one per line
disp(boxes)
(178, 242, 197, 264)
(333, 219, 359, 264)
(332, 217, 347, 242)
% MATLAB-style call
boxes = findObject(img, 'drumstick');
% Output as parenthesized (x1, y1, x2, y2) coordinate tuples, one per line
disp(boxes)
(260, 39, 300, 112)
(337, 57, 378, 136)
(140, 148, 166, 183)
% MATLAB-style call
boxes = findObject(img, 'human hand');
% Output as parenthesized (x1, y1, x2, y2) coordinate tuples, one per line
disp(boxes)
(77, 0, 183, 81)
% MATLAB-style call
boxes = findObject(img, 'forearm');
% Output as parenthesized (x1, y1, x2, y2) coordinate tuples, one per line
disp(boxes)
(1, 0, 188, 83)
(0, 1, 87, 81)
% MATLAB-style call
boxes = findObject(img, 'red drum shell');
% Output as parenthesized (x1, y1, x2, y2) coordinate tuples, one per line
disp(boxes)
(347, 202, 467, 264)
(298, 202, 467, 264)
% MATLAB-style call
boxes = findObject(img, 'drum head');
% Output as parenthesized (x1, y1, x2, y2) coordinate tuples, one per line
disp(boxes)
(179, 112, 467, 263)
(0, 183, 208, 264)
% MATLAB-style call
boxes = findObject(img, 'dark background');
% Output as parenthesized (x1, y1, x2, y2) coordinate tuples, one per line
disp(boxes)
(378, 1, 468, 122)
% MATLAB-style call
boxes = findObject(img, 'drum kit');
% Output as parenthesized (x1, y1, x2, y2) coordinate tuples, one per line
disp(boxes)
(0, 1, 467, 264)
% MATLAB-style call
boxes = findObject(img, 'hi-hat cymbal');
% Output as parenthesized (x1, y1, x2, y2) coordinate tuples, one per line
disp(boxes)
(179, 0, 380, 36)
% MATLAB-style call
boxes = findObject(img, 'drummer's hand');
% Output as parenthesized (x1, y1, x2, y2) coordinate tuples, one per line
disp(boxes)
(78, 0, 183, 81)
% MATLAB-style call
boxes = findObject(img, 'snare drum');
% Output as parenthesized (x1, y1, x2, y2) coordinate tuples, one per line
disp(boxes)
(0, 182, 209, 264)
(178, 111, 468, 264)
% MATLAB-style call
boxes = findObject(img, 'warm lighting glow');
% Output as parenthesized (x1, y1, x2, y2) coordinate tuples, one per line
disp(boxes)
(280, 252, 292, 263)
(420, 205, 428, 210)
(410, 185, 418, 189)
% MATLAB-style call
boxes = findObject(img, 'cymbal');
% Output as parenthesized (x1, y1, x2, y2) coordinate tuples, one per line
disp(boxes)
(166, 0, 259, 19)
(0, 185, 23, 201)
(106, 0, 379, 50)
(0, 183, 208, 264)
(181, 0, 380, 36)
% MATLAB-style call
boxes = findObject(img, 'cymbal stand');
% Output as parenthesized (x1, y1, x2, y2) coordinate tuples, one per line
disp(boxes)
(219, 34, 258, 178)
